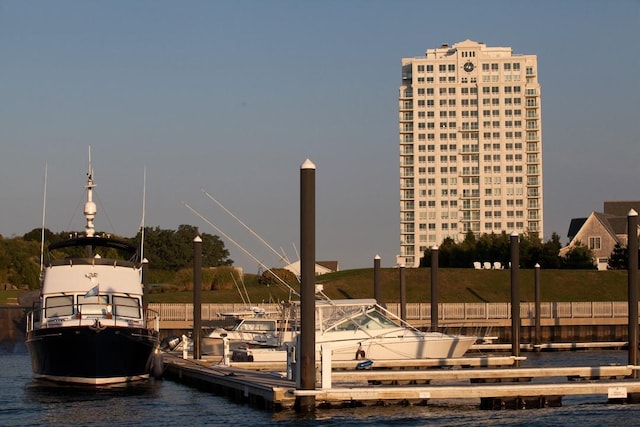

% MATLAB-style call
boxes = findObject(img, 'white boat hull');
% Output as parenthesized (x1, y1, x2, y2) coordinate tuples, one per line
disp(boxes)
(317, 331, 477, 361)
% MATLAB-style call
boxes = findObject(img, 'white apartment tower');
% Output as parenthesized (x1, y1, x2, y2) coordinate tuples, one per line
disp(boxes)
(398, 40, 543, 267)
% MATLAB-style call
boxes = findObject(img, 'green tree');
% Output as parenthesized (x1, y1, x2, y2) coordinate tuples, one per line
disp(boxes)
(258, 268, 298, 292)
(1, 237, 41, 288)
(132, 225, 232, 270)
(541, 232, 562, 269)
(607, 243, 627, 270)
(561, 243, 597, 270)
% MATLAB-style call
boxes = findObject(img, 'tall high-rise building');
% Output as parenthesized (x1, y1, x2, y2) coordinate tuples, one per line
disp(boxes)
(398, 40, 543, 267)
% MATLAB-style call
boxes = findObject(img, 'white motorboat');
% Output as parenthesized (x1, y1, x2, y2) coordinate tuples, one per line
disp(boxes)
(25, 156, 161, 385)
(313, 299, 476, 360)
(232, 298, 477, 362)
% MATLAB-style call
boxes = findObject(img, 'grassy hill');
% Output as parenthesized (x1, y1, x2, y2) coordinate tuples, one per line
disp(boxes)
(2, 268, 633, 306)
(148, 267, 631, 304)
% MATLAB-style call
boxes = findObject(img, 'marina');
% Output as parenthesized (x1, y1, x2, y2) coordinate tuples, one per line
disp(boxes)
(5, 350, 640, 426)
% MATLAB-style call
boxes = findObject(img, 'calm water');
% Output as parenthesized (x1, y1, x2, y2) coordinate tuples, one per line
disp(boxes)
(2, 347, 639, 426)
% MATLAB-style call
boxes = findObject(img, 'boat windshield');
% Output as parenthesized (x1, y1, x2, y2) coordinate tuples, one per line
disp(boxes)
(235, 320, 277, 332)
(321, 305, 399, 332)
(78, 295, 110, 315)
(44, 295, 74, 318)
(112, 296, 141, 319)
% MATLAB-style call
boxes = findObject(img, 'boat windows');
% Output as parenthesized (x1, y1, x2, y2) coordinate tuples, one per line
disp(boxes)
(44, 295, 74, 318)
(366, 310, 400, 328)
(78, 295, 110, 315)
(113, 296, 141, 318)
(332, 310, 399, 331)
(236, 320, 277, 332)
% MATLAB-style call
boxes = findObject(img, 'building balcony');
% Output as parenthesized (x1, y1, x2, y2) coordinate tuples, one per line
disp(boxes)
(399, 102, 413, 111)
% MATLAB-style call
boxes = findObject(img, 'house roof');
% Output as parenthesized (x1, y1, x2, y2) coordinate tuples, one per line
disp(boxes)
(591, 212, 628, 245)
(567, 217, 587, 240)
(317, 261, 338, 272)
(603, 201, 640, 217)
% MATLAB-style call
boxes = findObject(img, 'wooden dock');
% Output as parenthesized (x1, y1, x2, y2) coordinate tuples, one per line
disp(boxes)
(162, 353, 640, 411)
(471, 341, 628, 352)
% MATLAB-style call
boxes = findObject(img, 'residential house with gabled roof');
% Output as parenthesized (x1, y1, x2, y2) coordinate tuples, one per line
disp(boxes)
(561, 201, 640, 270)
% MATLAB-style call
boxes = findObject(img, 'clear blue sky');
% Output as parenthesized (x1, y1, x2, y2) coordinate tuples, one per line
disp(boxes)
(1, 1, 638, 272)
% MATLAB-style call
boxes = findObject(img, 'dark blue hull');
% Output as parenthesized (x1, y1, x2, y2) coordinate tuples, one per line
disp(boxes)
(26, 325, 159, 385)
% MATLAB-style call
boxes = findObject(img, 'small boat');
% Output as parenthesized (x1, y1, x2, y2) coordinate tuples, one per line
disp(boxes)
(25, 156, 161, 385)
(313, 299, 477, 360)
(231, 298, 477, 362)
(206, 317, 284, 349)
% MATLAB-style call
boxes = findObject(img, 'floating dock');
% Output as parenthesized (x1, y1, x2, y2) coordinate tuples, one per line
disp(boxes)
(162, 353, 640, 411)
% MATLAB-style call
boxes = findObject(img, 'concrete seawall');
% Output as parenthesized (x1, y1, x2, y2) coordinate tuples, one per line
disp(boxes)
(0, 307, 27, 353)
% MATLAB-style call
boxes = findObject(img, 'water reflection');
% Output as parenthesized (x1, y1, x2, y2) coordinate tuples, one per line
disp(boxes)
(24, 380, 162, 426)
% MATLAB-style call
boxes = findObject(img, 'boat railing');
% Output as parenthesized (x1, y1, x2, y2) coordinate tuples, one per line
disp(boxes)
(26, 303, 161, 333)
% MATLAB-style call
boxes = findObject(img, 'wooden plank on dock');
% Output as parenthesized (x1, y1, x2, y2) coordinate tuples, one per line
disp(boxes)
(331, 365, 638, 383)
(294, 380, 640, 401)
(227, 355, 525, 372)
(163, 355, 297, 409)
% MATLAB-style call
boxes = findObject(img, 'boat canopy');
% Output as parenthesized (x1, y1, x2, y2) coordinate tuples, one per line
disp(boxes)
(47, 236, 139, 265)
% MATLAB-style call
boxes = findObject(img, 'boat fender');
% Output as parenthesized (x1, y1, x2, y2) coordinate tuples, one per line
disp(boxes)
(149, 348, 164, 379)
(356, 360, 374, 370)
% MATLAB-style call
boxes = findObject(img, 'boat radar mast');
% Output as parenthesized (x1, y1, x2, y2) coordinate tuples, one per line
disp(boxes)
(84, 148, 97, 237)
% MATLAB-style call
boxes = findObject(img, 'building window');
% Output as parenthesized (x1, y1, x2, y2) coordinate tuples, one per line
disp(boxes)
(588, 237, 601, 250)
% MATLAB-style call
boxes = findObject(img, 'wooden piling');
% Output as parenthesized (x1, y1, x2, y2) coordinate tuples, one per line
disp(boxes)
(399, 264, 406, 322)
(628, 209, 638, 376)
(297, 159, 316, 413)
(431, 245, 439, 331)
(193, 235, 202, 360)
(510, 232, 520, 366)
(374, 255, 381, 304)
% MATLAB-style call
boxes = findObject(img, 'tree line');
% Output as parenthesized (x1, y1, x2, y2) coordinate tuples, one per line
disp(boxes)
(419, 231, 598, 269)
(1, 225, 232, 289)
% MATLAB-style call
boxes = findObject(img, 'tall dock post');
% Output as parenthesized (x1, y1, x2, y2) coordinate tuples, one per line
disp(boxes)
(534, 263, 541, 347)
(296, 159, 316, 413)
(431, 245, 439, 331)
(510, 232, 521, 366)
(374, 255, 381, 304)
(628, 209, 638, 376)
(193, 235, 202, 360)
(399, 264, 406, 322)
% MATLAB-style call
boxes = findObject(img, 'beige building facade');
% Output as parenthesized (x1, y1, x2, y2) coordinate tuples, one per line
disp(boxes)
(398, 40, 543, 267)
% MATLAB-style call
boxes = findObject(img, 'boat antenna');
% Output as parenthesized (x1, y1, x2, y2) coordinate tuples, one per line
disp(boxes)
(201, 189, 291, 265)
(39, 162, 48, 275)
(183, 202, 300, 297)
(139, 166, 147, 260)
(84, 146, 97, 238)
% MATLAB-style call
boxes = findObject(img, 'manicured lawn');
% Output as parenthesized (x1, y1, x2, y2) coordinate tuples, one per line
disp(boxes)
(2, 268, 634, 305)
